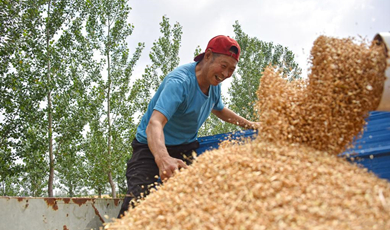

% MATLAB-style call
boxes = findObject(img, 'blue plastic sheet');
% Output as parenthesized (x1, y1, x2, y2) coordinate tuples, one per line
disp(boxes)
(343, 111, 390, 181)
(196, 129, 258, 155)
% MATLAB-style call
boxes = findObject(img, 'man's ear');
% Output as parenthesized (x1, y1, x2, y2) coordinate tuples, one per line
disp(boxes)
(204, 49, 213, 61)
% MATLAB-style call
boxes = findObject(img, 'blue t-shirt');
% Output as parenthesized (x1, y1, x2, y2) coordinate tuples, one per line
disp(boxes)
(136, 62, 224, 145)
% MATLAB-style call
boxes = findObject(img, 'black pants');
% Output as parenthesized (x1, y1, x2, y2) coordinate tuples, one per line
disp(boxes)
(117, 138, 199, 218)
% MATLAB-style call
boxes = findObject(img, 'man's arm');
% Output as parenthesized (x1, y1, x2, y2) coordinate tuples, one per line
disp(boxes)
(146, 110, 187, 181)
(212, 107, 260, 129)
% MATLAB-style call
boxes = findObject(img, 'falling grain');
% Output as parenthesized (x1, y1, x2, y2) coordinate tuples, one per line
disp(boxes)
(256, 36, 387, 155)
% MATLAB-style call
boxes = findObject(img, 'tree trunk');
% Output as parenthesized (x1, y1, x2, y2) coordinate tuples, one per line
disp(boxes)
(98, 187, 102, 198)
(106, 21, 116, 198)
(108, 171, 116, 198)
(69, 180, 73, 197)
(47, 0, 54, 197)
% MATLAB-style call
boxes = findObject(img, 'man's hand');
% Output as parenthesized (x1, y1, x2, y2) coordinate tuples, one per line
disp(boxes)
(249, 121, 261, 130)
(155, 155, 187, 181)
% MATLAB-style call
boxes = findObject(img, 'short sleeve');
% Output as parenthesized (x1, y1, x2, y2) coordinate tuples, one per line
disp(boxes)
(154, 78, 186, 121)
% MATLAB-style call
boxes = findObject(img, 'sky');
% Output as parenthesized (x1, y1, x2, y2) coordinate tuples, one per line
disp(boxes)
(125, 0, 389, 88)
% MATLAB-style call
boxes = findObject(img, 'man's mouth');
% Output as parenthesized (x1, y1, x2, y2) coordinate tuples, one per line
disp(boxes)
(215, 75, 224, 82)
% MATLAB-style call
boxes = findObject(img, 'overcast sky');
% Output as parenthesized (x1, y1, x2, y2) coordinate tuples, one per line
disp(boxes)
(126, 0, 389, 85)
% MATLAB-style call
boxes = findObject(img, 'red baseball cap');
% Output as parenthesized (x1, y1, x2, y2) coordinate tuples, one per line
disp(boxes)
(194, 35, 241, 62)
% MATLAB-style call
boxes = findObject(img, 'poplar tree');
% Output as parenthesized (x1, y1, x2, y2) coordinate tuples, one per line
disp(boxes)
(133, 15, 183, 115)
(52, 9, 101, 197)
(84, 0, 144, 198)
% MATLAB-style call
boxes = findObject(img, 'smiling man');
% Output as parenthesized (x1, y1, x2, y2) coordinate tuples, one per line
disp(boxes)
(118, 35, 259, 218)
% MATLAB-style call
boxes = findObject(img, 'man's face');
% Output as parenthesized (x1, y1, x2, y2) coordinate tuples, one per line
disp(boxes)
(207, 53, 237, 86)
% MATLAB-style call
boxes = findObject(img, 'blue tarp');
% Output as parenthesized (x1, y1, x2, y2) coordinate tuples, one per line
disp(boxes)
(196, 129, 258, 154)
(343, 111, 390, 181)
(197, 111, 390, 181)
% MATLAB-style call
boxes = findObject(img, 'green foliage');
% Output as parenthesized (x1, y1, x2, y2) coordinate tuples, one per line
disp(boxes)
(83, 113, 110, 197)
(132, 15, 183, 116)
(1, 0, 49, 196)
(0, 0, 102, 197)
(193, 45, 202, 58)
(149, 15, 183, 87)
(0, 174, 23, 196)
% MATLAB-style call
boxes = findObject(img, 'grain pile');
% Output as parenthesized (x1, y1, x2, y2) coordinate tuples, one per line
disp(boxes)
(106, 36, 389, 229)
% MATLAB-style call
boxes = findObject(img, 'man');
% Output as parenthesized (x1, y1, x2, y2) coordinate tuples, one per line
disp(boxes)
(118, 35, 259, 218)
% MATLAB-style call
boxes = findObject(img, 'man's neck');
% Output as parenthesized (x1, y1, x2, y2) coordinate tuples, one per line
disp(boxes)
(195, 62, 210, 95)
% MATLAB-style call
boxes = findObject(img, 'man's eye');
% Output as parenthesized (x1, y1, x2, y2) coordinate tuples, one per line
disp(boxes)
(222, 65, 227, 69)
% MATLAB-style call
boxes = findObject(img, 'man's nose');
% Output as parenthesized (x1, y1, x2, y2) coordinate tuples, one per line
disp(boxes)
(222, 69, 229, 78)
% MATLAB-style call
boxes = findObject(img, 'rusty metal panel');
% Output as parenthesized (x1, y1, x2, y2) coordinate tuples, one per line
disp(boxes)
(0, 197, 122, 230)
